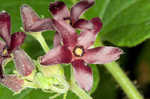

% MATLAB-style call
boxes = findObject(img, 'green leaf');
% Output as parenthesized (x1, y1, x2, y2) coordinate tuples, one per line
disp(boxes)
(85, 0, 150, 47)
(102, 21, 150, 46)
(100, 0, 150, 46)
(84, 0, 111, 19)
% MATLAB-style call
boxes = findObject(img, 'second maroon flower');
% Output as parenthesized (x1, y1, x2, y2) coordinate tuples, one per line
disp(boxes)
(40, 17, 123, 91)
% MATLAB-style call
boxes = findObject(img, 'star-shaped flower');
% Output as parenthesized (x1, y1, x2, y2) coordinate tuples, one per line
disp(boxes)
(49, 0, 95, 47)
(0, 12, 35, 92)
(0, 12, 26, 77)
(40, 18, 123, 91)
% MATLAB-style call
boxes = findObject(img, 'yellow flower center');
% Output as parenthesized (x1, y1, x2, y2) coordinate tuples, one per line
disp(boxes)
(75, 48, 83, 56)
(2, 49, 8, 56)
(64, 17, 71, 24)
(73, 46, 84, 57)
(65, 20, 70, 24)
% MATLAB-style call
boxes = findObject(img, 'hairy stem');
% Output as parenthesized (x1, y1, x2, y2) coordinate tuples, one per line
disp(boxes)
(105, 62, 143, 99)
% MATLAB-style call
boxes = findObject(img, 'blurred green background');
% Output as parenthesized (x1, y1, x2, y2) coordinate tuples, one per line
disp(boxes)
(0, 0, 150, 99)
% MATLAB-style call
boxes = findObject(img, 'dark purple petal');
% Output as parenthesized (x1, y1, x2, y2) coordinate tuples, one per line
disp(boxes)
(13, 49, 35, 76)
(77, 30, 96, 49)
(21, 4, 53, 32)
(0, 75, 24, 92)
(90, 17, 103, 33)
(72, 59, 93, 91)
(53, 32, 61, 47)
(73, 19, 93, 31)
(71, 0, 94, 24)
(20, 4, 40, 31)
(0, 12, 11, 47)
(83, 47, 123, 64)
(52, 19, 77, 46)
(10, 32, 26, 51)
(0, 57, 4, 78)
(76, 18, 102, 49)
(49, 1, 70, 20)
(74, 17, 102, 32)
(40, 46, 72, 65)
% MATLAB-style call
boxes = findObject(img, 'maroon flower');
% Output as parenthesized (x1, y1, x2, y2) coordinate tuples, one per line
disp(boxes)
(20, 0, 123, 91)
(40, 17, 123, 91)
(0, 12, 26, 78)
(49, 0, 95, 47)
(0, 12, 35, 92)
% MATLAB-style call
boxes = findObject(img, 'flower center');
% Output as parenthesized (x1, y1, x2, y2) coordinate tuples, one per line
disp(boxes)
(0, 46, 8, 57)
(73, 46, 84, 57)
(64, 17, 71, 24)
(3, 49, 7, 55)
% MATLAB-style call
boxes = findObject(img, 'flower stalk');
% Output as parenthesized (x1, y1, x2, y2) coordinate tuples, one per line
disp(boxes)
(70, 82, 92, 99)
(30, 32, 50, 53)
(104, 62, 143, 99)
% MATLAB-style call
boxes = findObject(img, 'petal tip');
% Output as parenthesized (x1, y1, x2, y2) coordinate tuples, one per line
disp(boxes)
(10, 32, 26, 50)
(39, 56, 46, 65)
(21, 4, 28, 8)
(0, 11, 10, 22)
(49, 1, 65, 15)
(20, 4, 30, 12)
(111, 47, 123, 55)
(91, 17, 103, 33)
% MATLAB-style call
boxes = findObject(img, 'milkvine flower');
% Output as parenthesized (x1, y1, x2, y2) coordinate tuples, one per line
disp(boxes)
(40, 0, 123, 91)
(0, 12, 35, 92)
(49, 0, 95, 47)
(20, 0, 123, 91)
(40, 18, 123, 91)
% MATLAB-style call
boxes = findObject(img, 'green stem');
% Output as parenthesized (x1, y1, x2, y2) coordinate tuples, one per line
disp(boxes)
(70, 82, 92, 99)
(30, 32, 50, 53)
(63, 92, 67, 99)
(95, 38, 143, 99)
(49, 93, 61, 99)
(105, 62, 143, 99)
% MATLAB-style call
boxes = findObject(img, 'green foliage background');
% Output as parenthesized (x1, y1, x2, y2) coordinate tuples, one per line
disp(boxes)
(0, 0, 150, 98)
